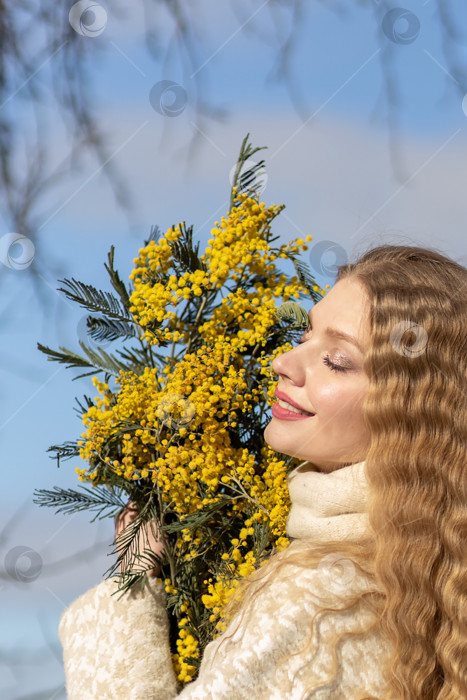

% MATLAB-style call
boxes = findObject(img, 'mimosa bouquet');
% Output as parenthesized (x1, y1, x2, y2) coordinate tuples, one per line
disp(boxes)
(34, 136, 324, 686)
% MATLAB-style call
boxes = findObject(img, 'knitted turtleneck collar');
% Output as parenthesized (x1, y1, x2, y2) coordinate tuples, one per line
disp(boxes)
(286, 460, 371, 543)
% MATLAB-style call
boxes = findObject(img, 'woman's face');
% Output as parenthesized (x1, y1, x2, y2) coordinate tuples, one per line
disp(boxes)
(264, 277, 371, 472)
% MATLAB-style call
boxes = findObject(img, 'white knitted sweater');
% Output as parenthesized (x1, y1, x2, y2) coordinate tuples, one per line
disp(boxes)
(59, 461, 392, 699)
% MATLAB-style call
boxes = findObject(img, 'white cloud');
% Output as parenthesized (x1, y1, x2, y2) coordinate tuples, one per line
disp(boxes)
(40, 107, 467, 277)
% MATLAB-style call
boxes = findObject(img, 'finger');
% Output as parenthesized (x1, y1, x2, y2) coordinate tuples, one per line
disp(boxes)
(115, 502, 139, 536)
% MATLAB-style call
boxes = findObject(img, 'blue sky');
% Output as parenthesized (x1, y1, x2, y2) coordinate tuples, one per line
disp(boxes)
(1, 1, 467, 697)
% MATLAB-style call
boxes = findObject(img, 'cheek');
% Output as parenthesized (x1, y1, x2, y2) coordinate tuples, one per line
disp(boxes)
(314, 382, 367, 427)
(342, 387, 369, 433)
(311, 382, 342, 415)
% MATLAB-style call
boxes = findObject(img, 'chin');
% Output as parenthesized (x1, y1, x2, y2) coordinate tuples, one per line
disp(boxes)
(263, 422, 288, 454)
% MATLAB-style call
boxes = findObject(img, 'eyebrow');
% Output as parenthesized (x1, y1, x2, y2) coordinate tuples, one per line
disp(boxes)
(308, 308, 364, 354)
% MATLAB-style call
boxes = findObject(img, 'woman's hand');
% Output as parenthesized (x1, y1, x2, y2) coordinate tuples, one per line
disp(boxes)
(115, 502, 165, 578)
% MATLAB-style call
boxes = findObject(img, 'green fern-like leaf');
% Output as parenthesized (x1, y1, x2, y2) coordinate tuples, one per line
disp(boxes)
(77, 341, 129, 375)
(286, 252, 322, 304)
(57, 277, 132, 321)
(116, 346, 151, 370)
(47, 441, 81, 465)
(37, 342, 95, 371)
(104, 246, 132, 313)
(106, 501, 162, 584)
(110, 570, 153, 598)
(237, 159, 266, 196)
(170, 223, 206, 275)
(37, 341, 129, 379)
(163, 497, 233, 534)
(87, 316, 137, 343)
(230, 133, 268, 209)
(274, 302, 309, 330)
(145, 225, 162, 246)
(33, 485, 127, 520)
(117, 345, 171, 372)
(74, 395, 96, 416)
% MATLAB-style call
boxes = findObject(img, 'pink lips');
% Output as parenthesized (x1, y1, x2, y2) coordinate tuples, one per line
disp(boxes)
(272, 389, 315, 422)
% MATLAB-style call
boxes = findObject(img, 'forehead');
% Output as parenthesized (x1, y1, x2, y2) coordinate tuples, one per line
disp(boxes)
(312, 278, 370, 343)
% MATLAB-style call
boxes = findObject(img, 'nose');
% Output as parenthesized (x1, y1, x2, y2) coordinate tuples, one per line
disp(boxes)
(271, 344, 306, 386)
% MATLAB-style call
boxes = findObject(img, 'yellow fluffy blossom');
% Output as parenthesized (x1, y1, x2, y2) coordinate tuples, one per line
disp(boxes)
(73, 189, 321, 685)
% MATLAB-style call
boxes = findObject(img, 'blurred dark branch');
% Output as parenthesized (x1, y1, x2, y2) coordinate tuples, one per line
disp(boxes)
(0, 2, 133, 294)
(0, 0, 465, 292)
(435, 0, 467, 90)
(142, 0, 227, 167)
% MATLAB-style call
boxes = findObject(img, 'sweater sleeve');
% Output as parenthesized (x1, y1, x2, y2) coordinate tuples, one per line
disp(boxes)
(58, 576, 178, 700)
(59, 553, 391, 699)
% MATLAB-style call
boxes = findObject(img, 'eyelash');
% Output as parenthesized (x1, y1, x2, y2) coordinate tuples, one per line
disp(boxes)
(299, 326, 347, 373)
(323, 355, 346, 373)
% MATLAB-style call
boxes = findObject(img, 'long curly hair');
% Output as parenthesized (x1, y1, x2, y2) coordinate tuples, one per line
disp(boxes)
(341, 244, 467, 699)
(224, 244, 467, 699)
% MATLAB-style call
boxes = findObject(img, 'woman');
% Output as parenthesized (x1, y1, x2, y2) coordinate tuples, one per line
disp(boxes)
(58, 244, 467, 699)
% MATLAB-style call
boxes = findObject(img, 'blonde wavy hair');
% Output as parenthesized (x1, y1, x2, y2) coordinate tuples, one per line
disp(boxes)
(224, 244, 467, 700)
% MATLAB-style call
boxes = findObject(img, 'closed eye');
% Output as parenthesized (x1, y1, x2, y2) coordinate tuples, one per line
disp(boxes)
(299, 324, 349, 373)
(323, 356, 347, 373)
